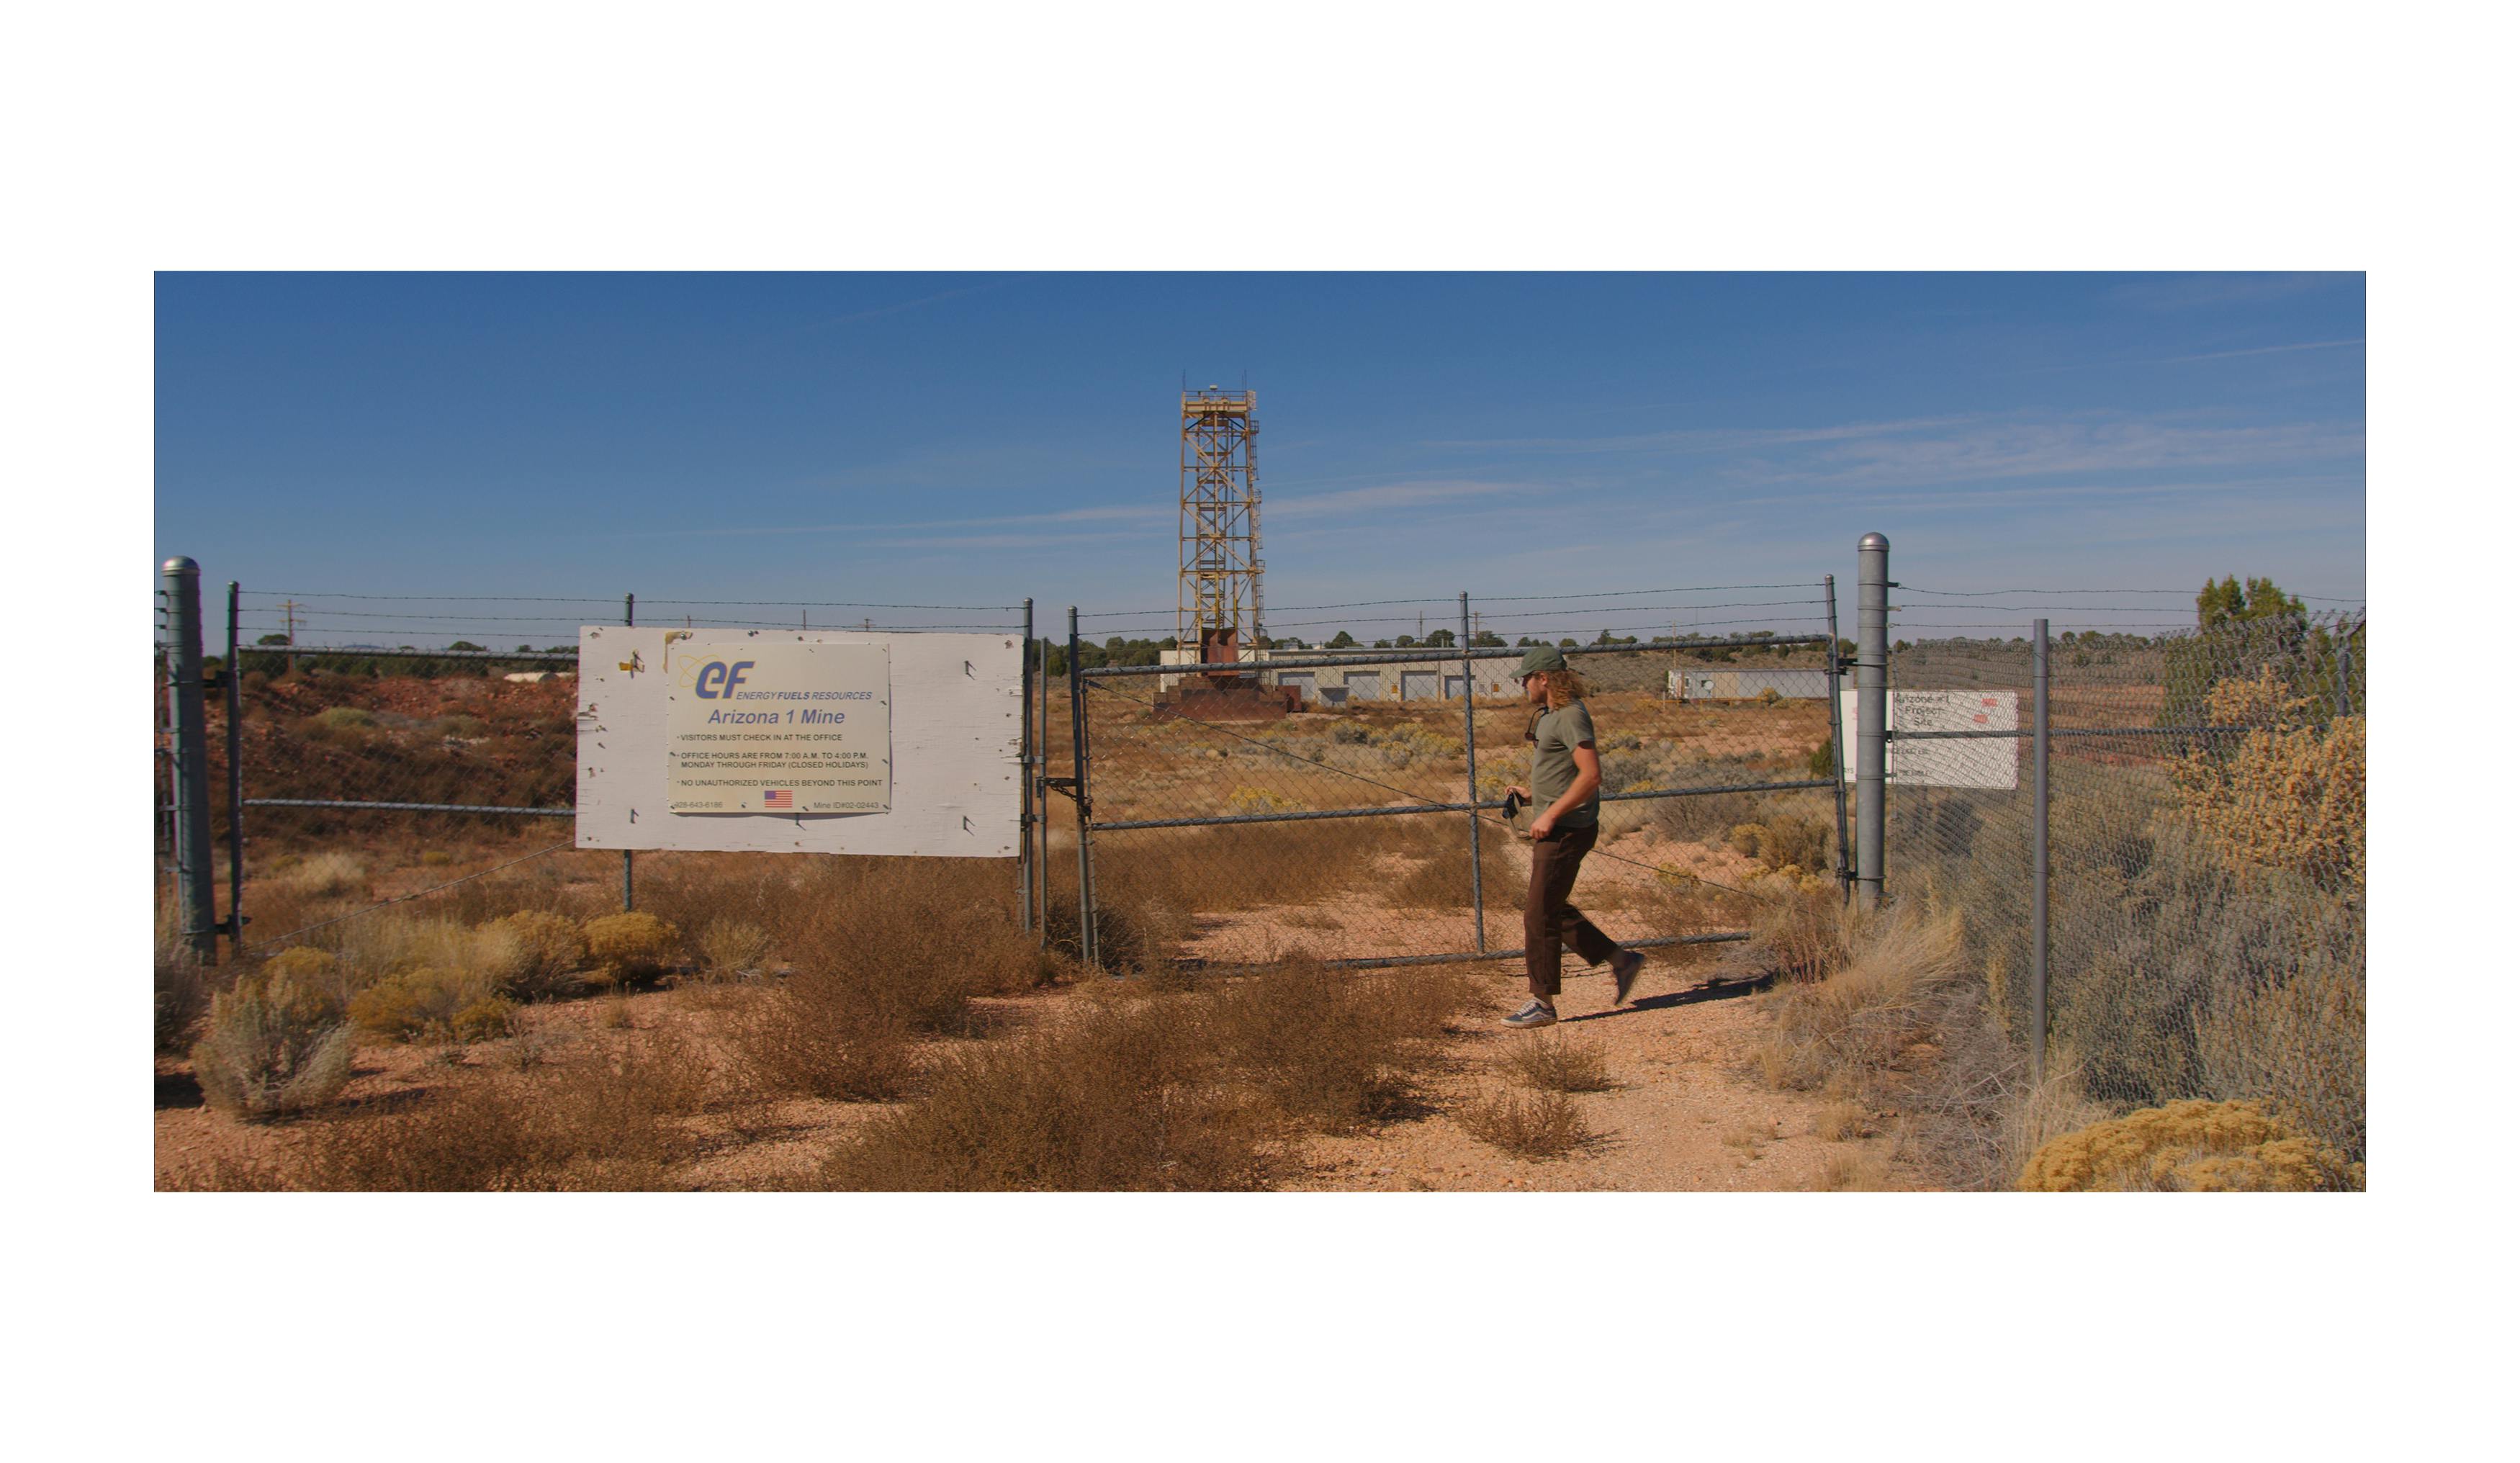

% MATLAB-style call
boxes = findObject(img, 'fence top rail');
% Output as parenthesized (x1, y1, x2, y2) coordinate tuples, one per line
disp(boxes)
(1078, 631, 1832, 678)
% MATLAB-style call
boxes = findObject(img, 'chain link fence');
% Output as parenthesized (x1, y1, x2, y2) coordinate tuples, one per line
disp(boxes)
(1058, 583, 1854, 978)
(155, 566, 1036, 961)
(1885, 607, 2366, 1165)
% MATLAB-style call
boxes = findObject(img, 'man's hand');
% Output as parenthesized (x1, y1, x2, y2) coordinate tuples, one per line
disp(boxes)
(1529, 809, 1557, 840)
(1506, 784, 1530, 802)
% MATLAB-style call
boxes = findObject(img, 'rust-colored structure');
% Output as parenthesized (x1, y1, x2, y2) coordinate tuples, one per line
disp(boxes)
(1168, 387, 1284, 719)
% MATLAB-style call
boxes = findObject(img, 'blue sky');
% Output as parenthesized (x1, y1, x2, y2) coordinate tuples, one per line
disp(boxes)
(154, 272, 2364, 647)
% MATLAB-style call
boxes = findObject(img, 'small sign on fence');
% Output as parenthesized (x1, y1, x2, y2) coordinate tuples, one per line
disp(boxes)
(1841, 689, 2020, 790)
(576, 626, 1022, 857)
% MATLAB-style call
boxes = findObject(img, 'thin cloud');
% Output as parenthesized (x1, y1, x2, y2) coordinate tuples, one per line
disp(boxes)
(2151, 337, 2364, 365)
(661, 501, 1168, 539)
(1429, 416, 1979, 456)
(793, 281, 1007, 333)
(1270, 479, 1533, 518)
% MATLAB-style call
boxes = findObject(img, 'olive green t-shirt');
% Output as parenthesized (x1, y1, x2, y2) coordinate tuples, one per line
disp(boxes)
(1529, 700, 1600, 828)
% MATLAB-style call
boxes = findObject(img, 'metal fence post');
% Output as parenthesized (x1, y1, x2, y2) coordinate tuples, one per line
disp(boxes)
(1068, 607, 1097, 969)
(2032, 616, 2050, 1084)
(1460, 590, 1486, 952)
(161, 557, 218, 960)
(621, 591, 636, 913)
(1855, 533, 1890, 910)
(1037, 633, 1052, 950)
(2336, 634, 2354, 721)
(225, 580, 246, 960)
(1018, 597, 1034, 934)
(1824, 574, 1851, 901)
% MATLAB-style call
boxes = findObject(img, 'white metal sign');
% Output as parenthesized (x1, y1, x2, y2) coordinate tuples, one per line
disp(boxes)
(576, 626, 1022, 857)
(1840, 690, 2020, 791)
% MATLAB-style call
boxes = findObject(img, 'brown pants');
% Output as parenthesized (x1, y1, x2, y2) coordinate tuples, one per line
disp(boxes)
(1524, 820, 1620, 998)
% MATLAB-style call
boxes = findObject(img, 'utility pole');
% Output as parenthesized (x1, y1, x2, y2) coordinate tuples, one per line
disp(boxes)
(279, 598, 302, 673)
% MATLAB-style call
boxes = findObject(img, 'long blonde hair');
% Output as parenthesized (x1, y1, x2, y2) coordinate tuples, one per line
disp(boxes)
(1542, 667, 1589, 710)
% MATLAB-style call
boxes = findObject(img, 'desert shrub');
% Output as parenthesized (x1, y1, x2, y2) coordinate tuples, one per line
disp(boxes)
(1457, 1089, 1593, 1159)
(581, 912, 682, 986)
(2018, 1099, 2358, 1192)
(348, 965, 494, 1042)
(313, 706, 376, 729)
(1814, 1099, 1872, 1141)
(192, 969, 355, 1120)
(1647, 790, 1758, 847)
(156, 955, 210, 1055)
(1381, 828, 1522, 911)
(818, 1000, 1272, 1192)
(1745, 885, 1852, 984)
(301, 1044, 698, 1192)
(696, 917, 773, 979)
(737, 999, 919, 1102)
(328, 913, 489, 986)
(1506, 1032, 1615, 1093)
(449, 996, 520, 1043)
(1760, 907, 1964, 1091)
(1201, 960, 1477, 1129)
(278, 850, 366, 899)
(2171, 673, 2362, 889)
(2193, 956, 2364, 1161)
(480, 909, 588, 999)
(418, 850, 454, 867)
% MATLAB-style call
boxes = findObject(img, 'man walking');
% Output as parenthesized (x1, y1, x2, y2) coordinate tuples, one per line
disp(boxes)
(1500, 644, 1643, 1028)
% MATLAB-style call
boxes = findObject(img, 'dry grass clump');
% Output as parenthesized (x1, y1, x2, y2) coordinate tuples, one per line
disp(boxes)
(1201, 960, 1481, 1129)
(1745, 885, 1853, 984)
(1814, 1099, 1873, 1142)
(581, 911, 683, 986)
(1727, 811, 1831, 875)
(819, 1001, 1274, 1191)
(156, 953, 210, 1055)
(277, 850, 366, 899)
(2018, 1099, 2359, 1192)
(1457, 1089, 1594, 1159)
(1506, 1032, 1616, 1093)
(2194, 960, 2364, 1162)
(1813, 1151, 1896, 1191)
(1380, 829, 1523, 911)
(301, 1039, 704, 1191)
(737, 999, 919, 1102)
(192, 967, 356, 1120)
(480, 909, 588, 999)
(733, 865, 1040, 1101)
(348, 966, 510, 1043)
(1759, 906, 1964, 1093)
(696, 917, 773, 980)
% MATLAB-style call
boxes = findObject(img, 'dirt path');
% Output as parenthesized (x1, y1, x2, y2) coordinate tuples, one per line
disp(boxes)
(159, 955, 1925, 1192)
(1284, 958, 1928, 1192)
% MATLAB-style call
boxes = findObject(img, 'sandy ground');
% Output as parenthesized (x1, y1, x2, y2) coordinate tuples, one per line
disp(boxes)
(1283, 958, 1925, 1192)
(157, 947, 1923, 1192)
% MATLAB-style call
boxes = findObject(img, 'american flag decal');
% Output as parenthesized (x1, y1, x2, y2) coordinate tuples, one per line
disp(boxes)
(764, 789, 793, 809)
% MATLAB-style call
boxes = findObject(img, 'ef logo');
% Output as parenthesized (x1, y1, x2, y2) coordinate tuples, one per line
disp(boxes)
(693, 660, 755, 698)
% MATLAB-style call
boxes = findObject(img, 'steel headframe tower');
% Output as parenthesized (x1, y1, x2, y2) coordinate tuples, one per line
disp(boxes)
(1178, 387, 1262, 675)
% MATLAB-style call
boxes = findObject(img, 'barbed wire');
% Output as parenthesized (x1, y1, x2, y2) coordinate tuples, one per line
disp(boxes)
(243, 590, 1022, 611)
(1079, 582, 1830, 621)
(1900, 585, 2365, 603)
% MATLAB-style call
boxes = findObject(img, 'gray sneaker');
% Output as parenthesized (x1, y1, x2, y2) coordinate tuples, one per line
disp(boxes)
(1503, 999, 1558, 1029)
(1611, 950, 1644, 1006)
